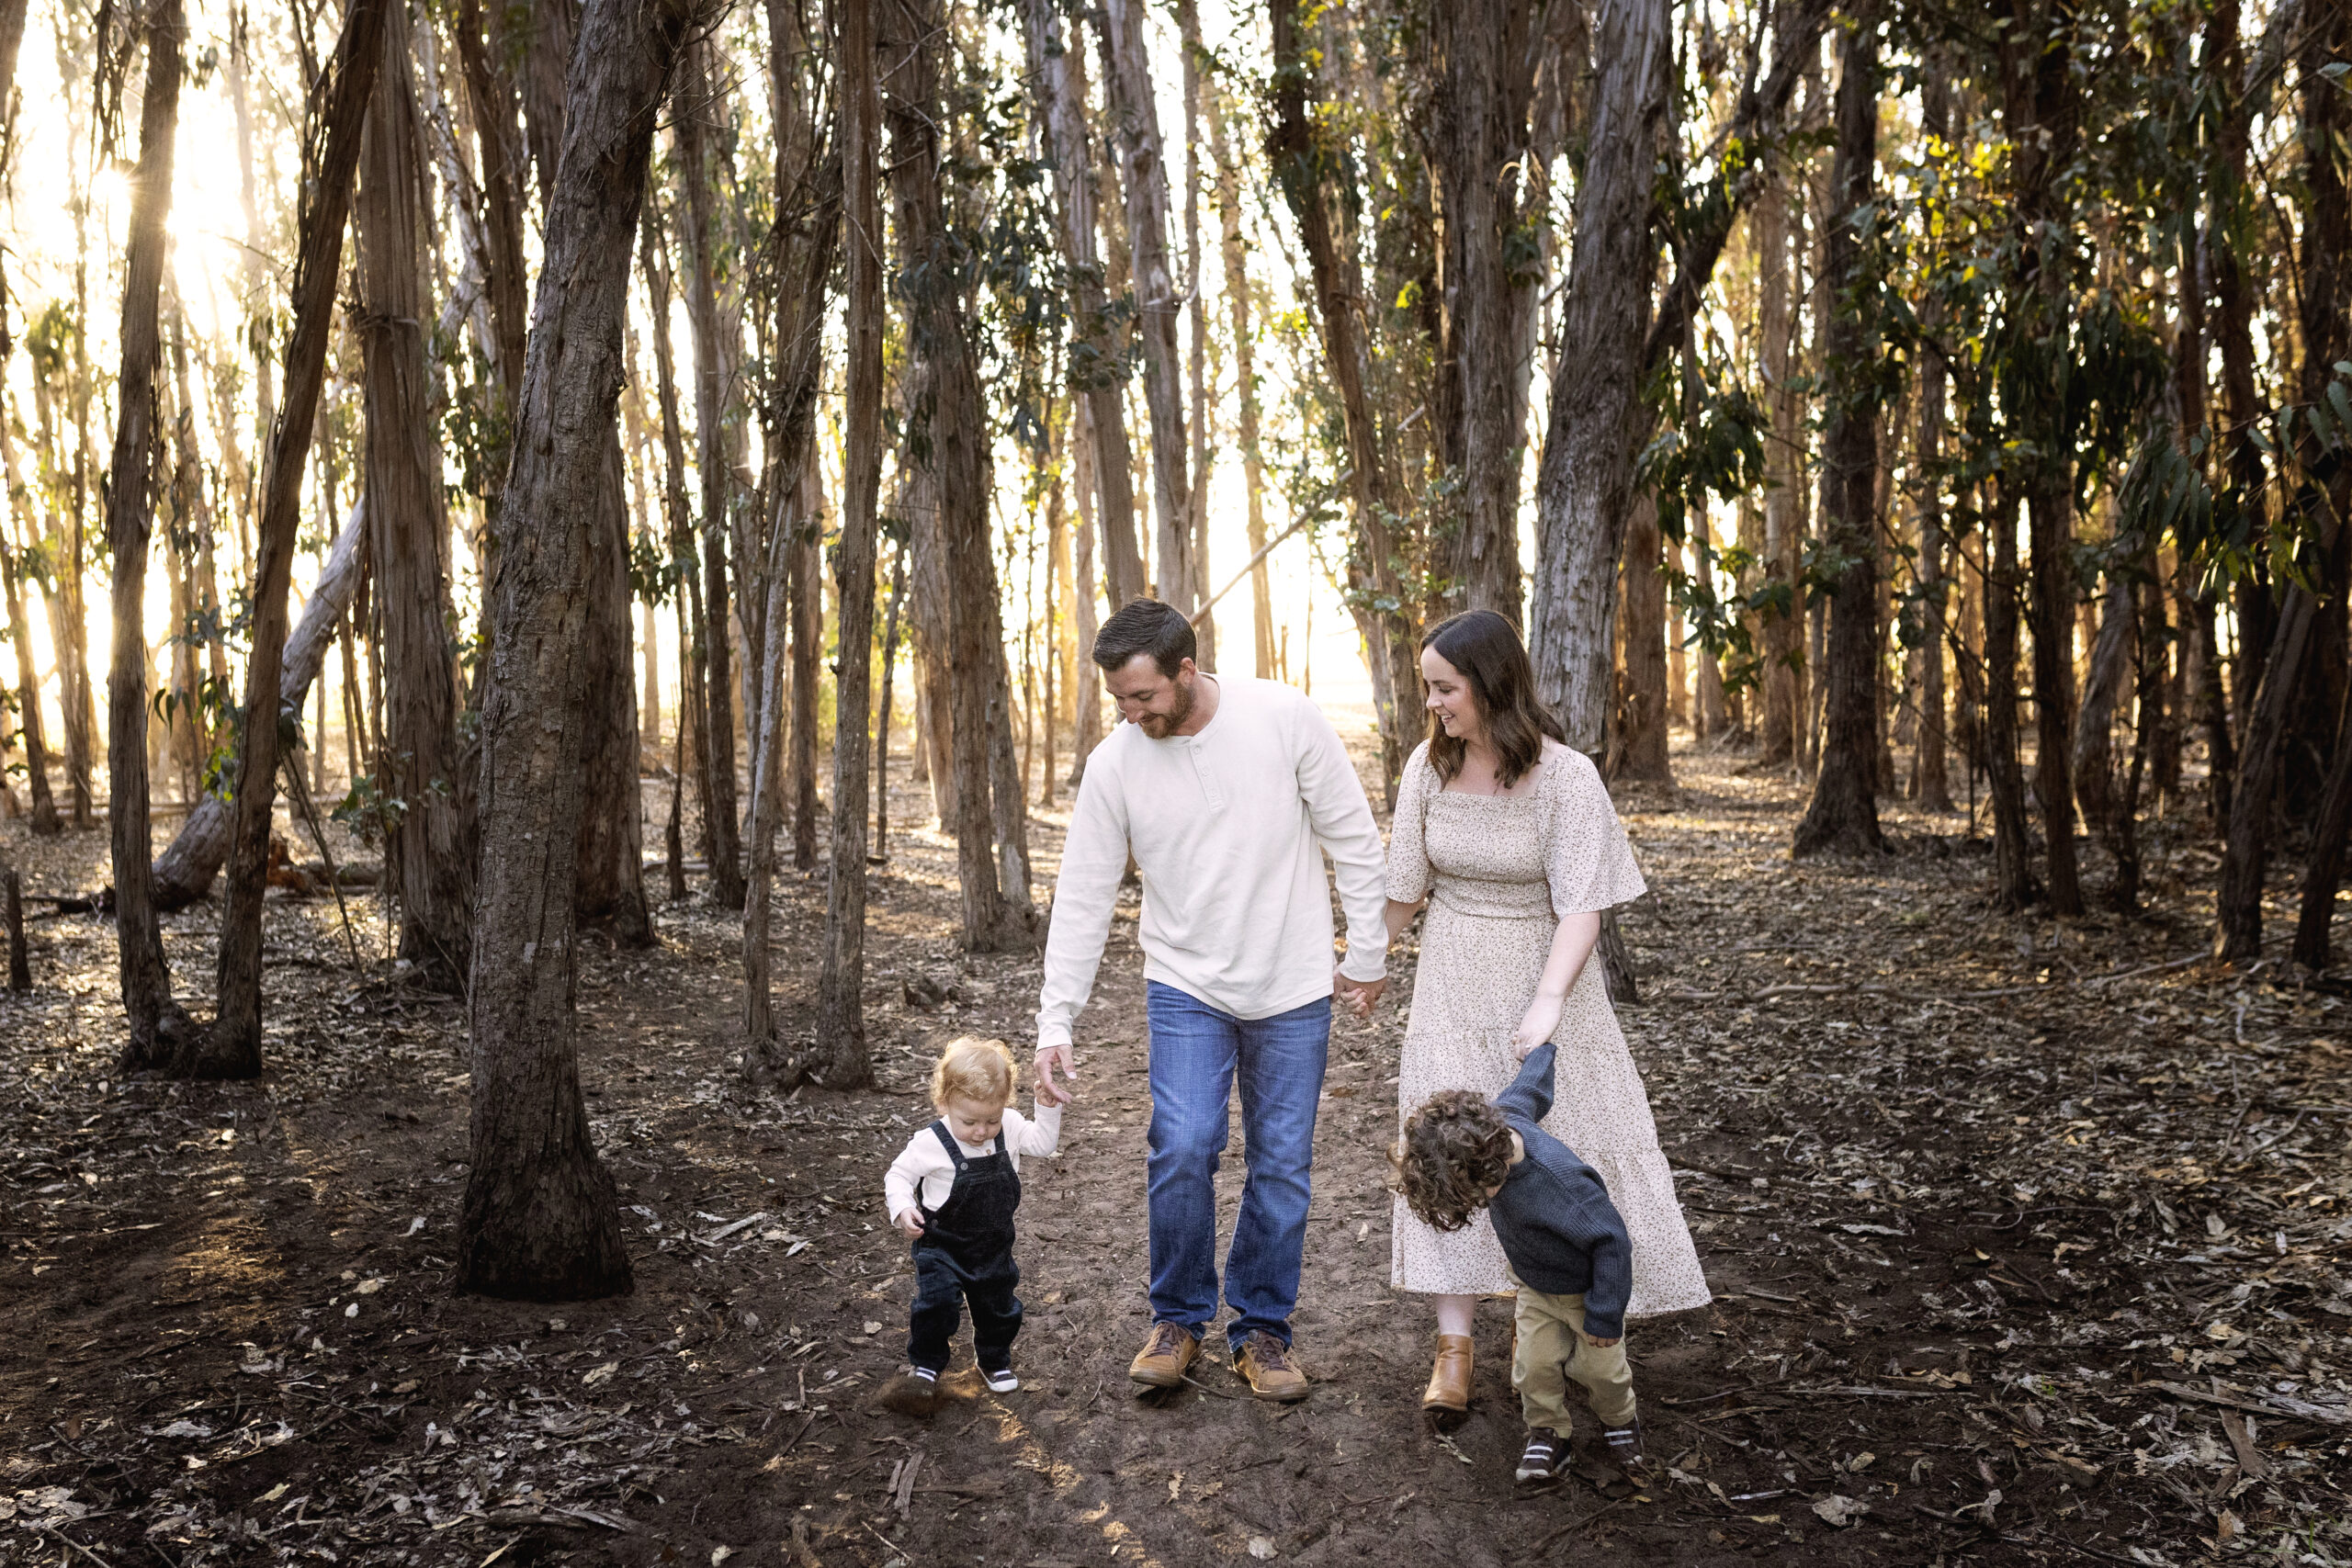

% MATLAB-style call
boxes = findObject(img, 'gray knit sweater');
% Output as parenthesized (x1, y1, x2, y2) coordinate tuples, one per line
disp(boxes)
(1486, 1043, 1635, 1338)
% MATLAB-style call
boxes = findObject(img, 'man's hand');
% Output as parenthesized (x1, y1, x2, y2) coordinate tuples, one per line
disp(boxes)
(1035, 1042, 1077, 1107)
(894, 1210, 925, 1239)
(1332, 970, 1387, 1021)
(1584, 1333, 1620, 1348)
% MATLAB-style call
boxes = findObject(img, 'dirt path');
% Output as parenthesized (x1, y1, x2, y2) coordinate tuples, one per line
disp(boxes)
(3, 732, 2348, 1567)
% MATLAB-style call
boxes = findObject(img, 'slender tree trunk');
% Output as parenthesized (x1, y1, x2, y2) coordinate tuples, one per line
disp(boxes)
(1069, 399, 1104, 777)
(1428, 0, 1533, 618)
(1176, 0, 1214, 662)
(0, 424, 56, 837)
(874, 549, 905, 860)
(205, 0, 389, 1078)
(2073, 565, 2133, 835)
(742, 478, 797, 1066)
(788, 514, 820, 872)
(816, 0, 887, 1079)
(1984, 488, 2036, 905)
(1527, 0, 1672, 752)
(678, 44, 746, 910)
(1018, 0, 1144, 609)
(107, 0, 196, 1066)
(886, 0, 1035, 951)
(464, 0, 713, 1303)
(640, 201, 716, 891)
(1613, 496, 1674, 783)
(1097, 0, 1193, 621)
(1268, 0, 1419, 796)
(1912, 338, 1952, 809)
(1205, 85, 1274, 676)
(1792, 18, 1886, 857)
(359, 0, 470, 992)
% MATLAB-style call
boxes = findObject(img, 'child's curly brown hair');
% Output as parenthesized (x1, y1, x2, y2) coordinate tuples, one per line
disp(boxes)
(1391, 1090, 1516, 1232)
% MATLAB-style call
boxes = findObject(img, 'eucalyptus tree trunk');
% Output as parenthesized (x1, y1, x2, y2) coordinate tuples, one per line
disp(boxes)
(1097, 0, 1193, 619)
(677, 42, 746, 910)
(2224, 0, 2352, 964)
(107, 0, 197, 1066)
(884, 0, 1035, 952)
(573, 429, 653, 944)
(464, 0, 716, 1303)
(1997, 0, 2084, 914)
(1527, 0, 1672, 754)
(455, 0, 530, 463)
(358, 0, 470, 992)
(0, 426, 57, 837)
(1175, 0, 1213, 665)
(742, 466, 798, 1069)
(817, 0, 884, 1079)
(1791, 17, 1887, 858)
(1614, 495, 1674, 783)
(1427, 0, 1534, 619)
(1984, 487, 2037, 907)
(639, 201, 715, 889)
(1268, 0, 1419, 796)
(787, 525, 820, 871)
(1205, 85, 1274, 676)
(1911, 337, 1952, 809)
(1019, 0, 1144, 609)
(1069, 399, 1105, 775)
(205, 0, 389, 1080)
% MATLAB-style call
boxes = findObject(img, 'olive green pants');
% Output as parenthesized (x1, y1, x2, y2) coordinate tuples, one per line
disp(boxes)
(1510, 1280, 1635, 1437)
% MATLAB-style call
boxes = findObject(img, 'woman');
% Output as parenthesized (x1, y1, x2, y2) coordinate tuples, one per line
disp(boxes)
(1374, 609, 1708, 1427)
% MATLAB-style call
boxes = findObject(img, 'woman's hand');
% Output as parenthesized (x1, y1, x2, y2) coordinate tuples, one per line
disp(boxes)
(894, 1209, 925, 1239)
(1510, 991, 1565, 1060)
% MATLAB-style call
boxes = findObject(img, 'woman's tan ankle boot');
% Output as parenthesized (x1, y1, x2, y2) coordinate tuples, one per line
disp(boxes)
(1421, 1334, 1474, 1430)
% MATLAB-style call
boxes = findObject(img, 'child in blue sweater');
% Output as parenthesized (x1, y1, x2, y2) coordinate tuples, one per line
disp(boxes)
(1394, 1041, 1639, 1486)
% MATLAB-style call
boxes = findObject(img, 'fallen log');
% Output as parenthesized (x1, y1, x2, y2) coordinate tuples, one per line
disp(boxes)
(153, 498, 365, 911)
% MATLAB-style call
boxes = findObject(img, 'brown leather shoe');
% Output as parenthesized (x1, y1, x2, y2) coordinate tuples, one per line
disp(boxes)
(1421, 1333, 1473, 1430)
(1129, 1322, 1201, 1389)
(1233, 1331, 1310, 1402)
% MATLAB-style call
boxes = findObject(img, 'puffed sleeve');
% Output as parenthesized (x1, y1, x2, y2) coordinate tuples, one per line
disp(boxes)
(1544, 747, 1646, 914)
(1385, 741, 1435, 903)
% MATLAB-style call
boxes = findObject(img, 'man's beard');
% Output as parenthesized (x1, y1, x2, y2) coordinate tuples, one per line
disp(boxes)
(1136, 678, 1195, 737)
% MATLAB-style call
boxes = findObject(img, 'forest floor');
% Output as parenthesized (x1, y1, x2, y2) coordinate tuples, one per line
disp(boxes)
(3, 719, 2350, 1568)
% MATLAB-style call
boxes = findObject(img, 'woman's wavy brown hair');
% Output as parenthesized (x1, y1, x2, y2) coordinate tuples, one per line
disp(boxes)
(1420, 610, 1567, 788)
(1391, 1090, 1516, 1232)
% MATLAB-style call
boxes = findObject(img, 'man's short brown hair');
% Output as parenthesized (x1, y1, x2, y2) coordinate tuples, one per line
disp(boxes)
(1392, 1090, 1515, 1232)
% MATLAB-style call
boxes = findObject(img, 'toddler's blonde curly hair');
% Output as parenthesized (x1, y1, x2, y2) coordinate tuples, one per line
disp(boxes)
(930, 1036, 1016, 1110)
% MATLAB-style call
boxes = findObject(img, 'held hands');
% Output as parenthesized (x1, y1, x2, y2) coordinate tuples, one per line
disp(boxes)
(1585, 1333, 1621, 1348)
(1035, 1042, 1077, 1107)
(1331, 968, 1387, 1021)
(1510, 991, 1566, 1060)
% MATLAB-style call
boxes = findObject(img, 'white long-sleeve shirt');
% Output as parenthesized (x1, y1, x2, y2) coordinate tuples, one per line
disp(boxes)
(1035, 676, 1390, 1052)
(884, 1104, 1063, 1224)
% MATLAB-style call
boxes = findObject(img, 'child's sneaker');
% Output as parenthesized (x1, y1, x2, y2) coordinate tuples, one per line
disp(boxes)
(982, 1367, 1019, 1393)
(1514, 1428, 1566, 1486)
(876, 1367, 942, 1416)
(1601, 1417, 1645, 1470)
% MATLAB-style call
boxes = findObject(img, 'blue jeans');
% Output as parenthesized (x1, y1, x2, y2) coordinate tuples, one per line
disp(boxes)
(1144, 981, 1329, 1349)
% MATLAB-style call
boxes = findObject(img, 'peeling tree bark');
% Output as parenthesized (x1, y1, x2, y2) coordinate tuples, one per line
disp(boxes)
(107, 0, 197, 1067)
(1019, 0, 1144, 610)
(1791, 17, 1886, 859)
(1097, 0, 1193, 620)
(461, 0, 717, 1303)
(204, 0, 389, 1080)
(1527, 0, 1671, 754)
(358, 0, 470, 993)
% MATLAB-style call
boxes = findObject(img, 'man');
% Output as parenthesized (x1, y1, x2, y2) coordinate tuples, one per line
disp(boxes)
(1035, 598, 1389, 1400)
